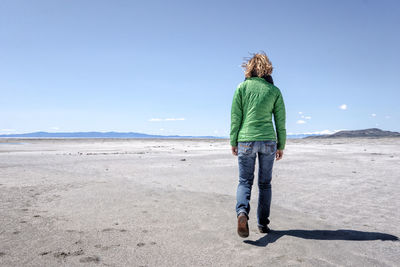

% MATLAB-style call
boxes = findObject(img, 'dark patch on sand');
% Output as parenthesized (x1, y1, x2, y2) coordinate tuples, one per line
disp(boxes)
(53, 248, 84, 259)
(137, 242, 145, 247)
(101, 227, 127, 233)
(0, 252, 6, 257)
(94, 244, 121, 251)
(79, 255, 100, 263)
(66, 229, 84, 233)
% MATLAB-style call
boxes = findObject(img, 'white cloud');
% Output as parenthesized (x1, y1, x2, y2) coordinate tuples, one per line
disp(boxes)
(299, 113, 311, 120)
(149, 118, 185, 122)
(296, 120, 306, 124)
(317, 130, 336, 135)
(165, 118, 185, 121)
(0, 129, 16, 132)
(50, 126, 60, 130)
(339, 104, 347, 110)
(371, 113, 376, 117)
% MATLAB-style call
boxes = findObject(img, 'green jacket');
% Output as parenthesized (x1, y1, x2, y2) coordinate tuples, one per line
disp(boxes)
(230, 77, 286, 150)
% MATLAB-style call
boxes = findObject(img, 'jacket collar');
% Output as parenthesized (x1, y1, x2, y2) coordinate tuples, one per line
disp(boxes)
(246, 77, 265, 81)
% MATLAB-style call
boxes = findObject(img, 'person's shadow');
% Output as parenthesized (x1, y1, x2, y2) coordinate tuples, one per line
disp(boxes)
(244, 229, 399, 247)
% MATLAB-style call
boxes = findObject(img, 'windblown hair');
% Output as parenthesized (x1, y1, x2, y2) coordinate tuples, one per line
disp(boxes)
(242, 51, 273, 79)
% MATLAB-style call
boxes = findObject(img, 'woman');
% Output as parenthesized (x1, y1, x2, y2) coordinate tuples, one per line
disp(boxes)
(230, 52, 286, 238)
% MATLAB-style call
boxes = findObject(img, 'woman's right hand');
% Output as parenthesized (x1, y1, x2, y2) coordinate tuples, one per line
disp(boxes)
(276, 150, 284, 160)
(231, 146, 238, 156)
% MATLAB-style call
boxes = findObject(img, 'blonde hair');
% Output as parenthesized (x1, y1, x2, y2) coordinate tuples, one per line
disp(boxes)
(242, 51, 273, 78)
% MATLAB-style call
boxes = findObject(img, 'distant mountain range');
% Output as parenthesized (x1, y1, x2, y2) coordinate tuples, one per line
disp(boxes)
(287, 133, 324, 139)
(305, 128, 400, 139)
(0, 131, 224, 139)
(1, 128, 398, 139)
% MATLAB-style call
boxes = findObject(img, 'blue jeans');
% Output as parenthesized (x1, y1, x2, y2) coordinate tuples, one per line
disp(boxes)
(236, 140, 277, 227)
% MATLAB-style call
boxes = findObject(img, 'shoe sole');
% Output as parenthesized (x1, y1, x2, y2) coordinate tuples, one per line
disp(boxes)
(258, 227, 271, 234)
(237, 215, 249, 238)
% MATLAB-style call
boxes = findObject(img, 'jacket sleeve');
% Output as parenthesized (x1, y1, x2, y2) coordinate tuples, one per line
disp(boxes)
(273, 90, 286, 150)
(230, 85, 243, 147)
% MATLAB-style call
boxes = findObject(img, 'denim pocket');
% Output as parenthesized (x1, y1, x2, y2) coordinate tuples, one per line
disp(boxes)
(265, 142, 277, 154)
(238, 142, 253, 155)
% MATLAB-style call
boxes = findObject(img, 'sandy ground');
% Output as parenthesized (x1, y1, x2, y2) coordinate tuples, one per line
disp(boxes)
(0, 138, 399, 266)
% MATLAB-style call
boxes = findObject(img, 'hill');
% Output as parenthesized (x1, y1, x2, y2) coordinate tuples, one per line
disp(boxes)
(305, 128, 400, 139)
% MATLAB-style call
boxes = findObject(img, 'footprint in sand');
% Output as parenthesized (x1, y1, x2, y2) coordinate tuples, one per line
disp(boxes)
(137, 242, 145, 247)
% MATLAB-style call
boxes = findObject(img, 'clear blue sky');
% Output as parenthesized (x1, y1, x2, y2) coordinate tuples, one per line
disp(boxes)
(1, 0, 399, 136)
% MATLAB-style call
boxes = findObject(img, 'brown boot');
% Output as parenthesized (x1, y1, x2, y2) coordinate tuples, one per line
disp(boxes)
(237, 213, 249, 238)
